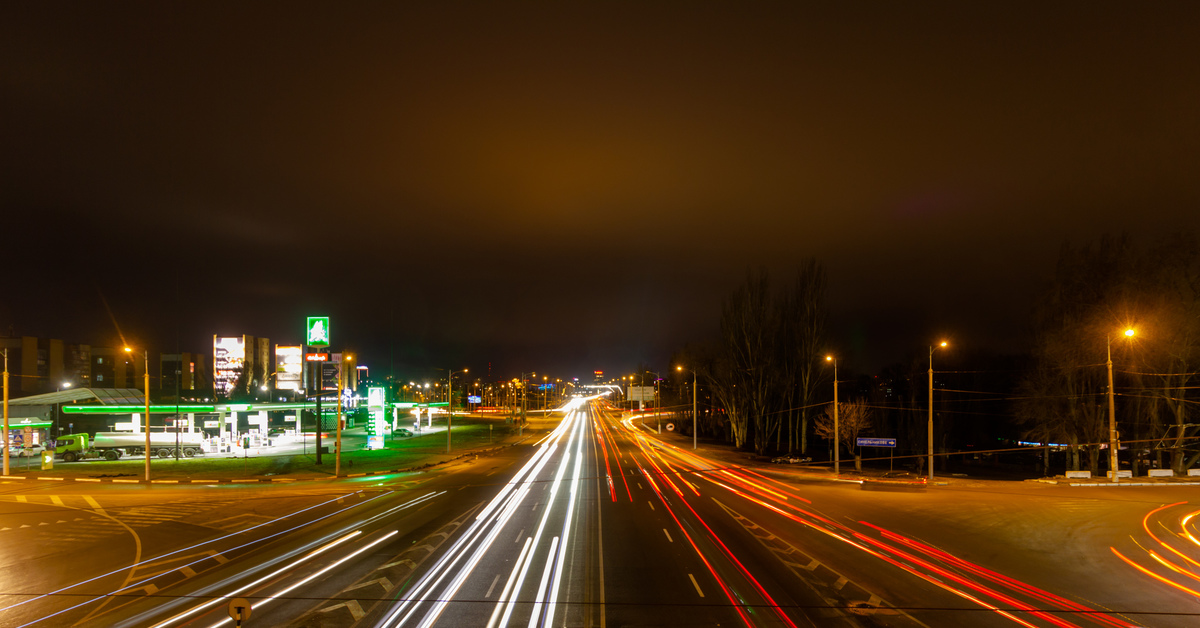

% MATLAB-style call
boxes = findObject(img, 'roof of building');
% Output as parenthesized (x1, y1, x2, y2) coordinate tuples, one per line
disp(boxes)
(6, 388, 146, 406)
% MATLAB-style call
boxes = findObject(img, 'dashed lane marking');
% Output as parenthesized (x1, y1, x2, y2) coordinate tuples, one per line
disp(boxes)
(486, 574, 501, 598)
(689, 573, 705, 598)
(713, 497, 931, 627)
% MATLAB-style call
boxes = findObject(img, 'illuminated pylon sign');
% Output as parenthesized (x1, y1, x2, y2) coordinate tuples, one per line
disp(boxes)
(306, 316, 330, 346)
(367, 386, 386, 450)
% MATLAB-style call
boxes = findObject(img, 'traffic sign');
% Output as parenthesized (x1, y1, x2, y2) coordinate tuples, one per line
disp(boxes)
(666, 423, 675, 431)
(228, 597, 252, 625)
(856, 437, 896, 448)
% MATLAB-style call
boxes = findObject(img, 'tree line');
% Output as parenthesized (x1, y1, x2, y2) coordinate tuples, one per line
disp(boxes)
(664, 232, 1200, 475)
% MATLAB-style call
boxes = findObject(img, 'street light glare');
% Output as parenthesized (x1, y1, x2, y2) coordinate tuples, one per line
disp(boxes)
(1124, 328, 1135, 337)
(123, 346, 132, 353)
(940, 341, 948, 348)
(825, 356, 832, 362)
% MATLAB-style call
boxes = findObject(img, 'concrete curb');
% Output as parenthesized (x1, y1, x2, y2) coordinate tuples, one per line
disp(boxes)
(0, 434, 534, 486)
(1067, 481, 1200, 487)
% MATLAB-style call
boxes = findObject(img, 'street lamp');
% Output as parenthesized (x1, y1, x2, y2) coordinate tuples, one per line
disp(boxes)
(928, 341, 948, 482)
(56, 382, 72, 439)
(676, 365, 697, 450)
(1108, 329, 1135, 483)
(518, 372, 537, 424)
(440, 367, 468, 454)
(3, 348, 10, 477)
(826, 356, 839, 475)
(125, 346, 152, 482)
(642, 371, 663, 433)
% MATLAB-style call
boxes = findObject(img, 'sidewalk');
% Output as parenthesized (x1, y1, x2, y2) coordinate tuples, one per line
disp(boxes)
(630, 414, 1200, 490)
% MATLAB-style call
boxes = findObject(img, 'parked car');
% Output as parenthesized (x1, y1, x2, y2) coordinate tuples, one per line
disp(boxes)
(770, 454, 812, 464)
(392, 428, 413, 438)
(11, 444, 46, 458)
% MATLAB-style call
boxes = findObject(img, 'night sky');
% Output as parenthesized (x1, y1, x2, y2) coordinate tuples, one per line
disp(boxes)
(4, 2, 1199, 380)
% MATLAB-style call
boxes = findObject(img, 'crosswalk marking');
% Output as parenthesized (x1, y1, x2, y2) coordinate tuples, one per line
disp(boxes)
(83, 495, 107, 516)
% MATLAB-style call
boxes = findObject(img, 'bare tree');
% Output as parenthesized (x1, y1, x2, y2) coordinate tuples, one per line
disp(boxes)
(1018, 235, 1135, 472)
(719, 268, 780, 454)
(1138, 233, 1200, 473)
(814, 399, 872, 471)
(776, 259, 827, 455)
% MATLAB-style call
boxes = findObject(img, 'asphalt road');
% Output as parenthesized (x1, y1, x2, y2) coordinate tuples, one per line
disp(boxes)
(2, 400, 1199, 627)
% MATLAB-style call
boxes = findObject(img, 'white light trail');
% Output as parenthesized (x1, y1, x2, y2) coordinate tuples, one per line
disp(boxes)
(544, 409, 587, 625)
(381, 411, 581, 628)
(526, 536, 560, 628)
(487, 537, 534, 627)
(203, 530, 400, 628)
(152, 531, 362, 627)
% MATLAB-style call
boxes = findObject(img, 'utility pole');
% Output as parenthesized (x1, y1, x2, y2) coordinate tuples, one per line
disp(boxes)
(142, 349, 151, 482)
(3, 349, 10, 477)
(336, 356, 343, 477)
(1107, 330, 1134, 482)
(447, 368, 453, 454)
(827, 356, 839, 475)
(175, 364, 181, 461)
(927, 349, 934, 482)
(928, 341, 947, 482)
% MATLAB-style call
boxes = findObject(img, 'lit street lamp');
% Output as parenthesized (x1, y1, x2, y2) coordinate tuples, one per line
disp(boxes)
(676, 365, 697, 450)
(440, 367, 469, 454)
(1108, 328, 1135, 483)
(928, 341, 947, 482)
(3, 348, 10, 477)
(826, 356, 839, 475)
(125, 346, 152, 482)
(56, 382, 72, 439)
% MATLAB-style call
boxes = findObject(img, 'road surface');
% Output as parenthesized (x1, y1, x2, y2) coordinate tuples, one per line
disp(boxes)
(2, 399, 1198, 627)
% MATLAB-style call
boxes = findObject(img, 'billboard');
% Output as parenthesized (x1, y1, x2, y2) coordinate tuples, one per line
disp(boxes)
(275, 345, 302, 391)
(213, 336, 245, 397)
(321, 361, 341, 390)
(306, 316, 330, 347)
(628, 385, 654, 402)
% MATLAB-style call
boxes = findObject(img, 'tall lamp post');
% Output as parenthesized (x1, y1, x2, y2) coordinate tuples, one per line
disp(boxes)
(56, 382, 72, 439)
(676, 366, 698, 450)
(1108, 329, 1135, 483)
(640, 371, 663, 433)
(826, 356, 839, 475)
(928, 341, 947, 482)
(125, 346, 152, 482)
(518, 372, 537, 425)
(3, 349, 10, 477)
(445, 367, 468, 454)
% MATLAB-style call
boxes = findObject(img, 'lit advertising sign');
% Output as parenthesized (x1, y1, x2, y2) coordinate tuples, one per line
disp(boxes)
(306, 316, 330, 347)
(468, 395, 482, 404)
(275, 345, 302, 391)
(213, 336, 245, 397)
(321, 361, 340, 390)
(367, 387, 386, 450)
(368, 387, 385, 411)
(305, 353, 328, 361)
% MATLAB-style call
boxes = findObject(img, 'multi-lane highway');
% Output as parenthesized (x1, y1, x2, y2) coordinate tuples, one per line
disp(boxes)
(3, 398, 1200, 627)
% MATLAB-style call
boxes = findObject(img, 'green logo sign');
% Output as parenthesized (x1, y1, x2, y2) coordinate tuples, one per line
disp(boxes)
(306, 316, 330, 346)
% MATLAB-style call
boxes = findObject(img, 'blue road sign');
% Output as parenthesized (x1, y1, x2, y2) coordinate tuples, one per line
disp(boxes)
(856, 437, 897, 448)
